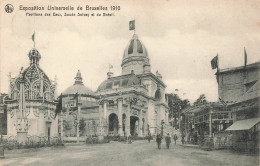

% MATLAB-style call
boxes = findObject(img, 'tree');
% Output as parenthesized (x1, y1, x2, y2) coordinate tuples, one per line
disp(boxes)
(193, 94, 208, 105)
(166, 93, 190, 129)
(79, 118, 86, 134)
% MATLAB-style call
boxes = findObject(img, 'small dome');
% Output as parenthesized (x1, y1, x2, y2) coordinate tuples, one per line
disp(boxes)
(63, 70, 95, 96)
(28, 48, 41, 64)
(121, 34, 150, 75)
(97, 71, 141, 91)
(63, 84, 95, 96)
(122, 34, 149, 62)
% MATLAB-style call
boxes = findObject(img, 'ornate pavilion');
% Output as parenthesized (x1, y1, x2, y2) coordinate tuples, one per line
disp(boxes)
(5, 47, 58, 143)
(61, 34, 170, 137)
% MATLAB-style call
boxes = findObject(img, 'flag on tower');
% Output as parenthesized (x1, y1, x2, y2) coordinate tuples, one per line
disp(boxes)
(129, 20, 135, 31)
(109, 64, 113, 69)
(211, 55, 218, 69)
(244, 47, 247, 67)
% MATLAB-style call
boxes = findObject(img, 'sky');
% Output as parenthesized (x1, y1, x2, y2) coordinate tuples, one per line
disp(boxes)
(0, 0, 260, 103)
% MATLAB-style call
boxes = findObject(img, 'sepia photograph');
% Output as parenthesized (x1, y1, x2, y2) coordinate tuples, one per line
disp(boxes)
(0, 0, 259, 165)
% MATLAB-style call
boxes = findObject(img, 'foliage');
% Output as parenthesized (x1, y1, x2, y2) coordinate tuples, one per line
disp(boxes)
(193, 94, 208, 105)
(63, 120, 72, 131)
(166, 93, 190, 129)
(79, 118, 86, 132)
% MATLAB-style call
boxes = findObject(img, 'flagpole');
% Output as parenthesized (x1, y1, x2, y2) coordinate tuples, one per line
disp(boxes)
(34, 31, 35, 48)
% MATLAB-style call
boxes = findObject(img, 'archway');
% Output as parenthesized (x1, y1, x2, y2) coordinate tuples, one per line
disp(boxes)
(108, 113, 119, 136)
(130, 116, 139, 136)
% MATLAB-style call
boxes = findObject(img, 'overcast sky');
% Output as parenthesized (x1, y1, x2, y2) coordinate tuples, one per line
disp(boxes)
(1, 0, 260, 103)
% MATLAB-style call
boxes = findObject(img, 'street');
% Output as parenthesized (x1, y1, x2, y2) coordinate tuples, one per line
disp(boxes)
(0, 140, 259, 166)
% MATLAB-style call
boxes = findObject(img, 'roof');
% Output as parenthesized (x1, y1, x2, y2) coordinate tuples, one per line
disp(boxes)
(225, 118, 260, 131)
(182, 102, 226, 114)
(122, 34, 149, 65)
(97, 72, 141, 91)
(62, 70, 95, 96)
(63, 84, 95, 96)
(217, 62, 260, 75)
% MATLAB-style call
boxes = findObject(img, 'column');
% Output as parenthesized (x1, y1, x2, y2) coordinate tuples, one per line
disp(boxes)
(77, 105, 81, 143)
(209, 110, 212, 138)
(38, 106, 45, 136)
(117, 98, 123, 136)
(7, 109, 11, 135)
(126, 103, 131, 137)
(138, 110, 143, 136)
(98, 104, 104, 137)
(103, 100, 108, 135)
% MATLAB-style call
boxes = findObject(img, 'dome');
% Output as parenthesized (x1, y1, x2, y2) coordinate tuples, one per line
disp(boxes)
(123, 34, 149, 60)
(121, 34, 150, 75)
(10, 48, 56, 101)
(63, 70, 95, 96)
(97, 71, 141, 91)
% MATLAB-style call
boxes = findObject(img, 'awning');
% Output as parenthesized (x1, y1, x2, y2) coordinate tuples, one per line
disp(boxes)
(225, 118, 260, 131)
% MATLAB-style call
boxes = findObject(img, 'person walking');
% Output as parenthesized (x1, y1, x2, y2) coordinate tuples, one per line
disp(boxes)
(148, 133, 151, 143)
(165, 133, 171, 149)
(173, 133, 178, 145)
(156, 134, 162, 149)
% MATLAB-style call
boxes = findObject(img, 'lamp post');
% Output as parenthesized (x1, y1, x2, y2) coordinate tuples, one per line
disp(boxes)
(0, 104, 5, 159)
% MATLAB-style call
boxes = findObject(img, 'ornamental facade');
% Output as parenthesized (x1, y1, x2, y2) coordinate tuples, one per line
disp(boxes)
(62, 34, 170, 137)
(6, 47, 58, 143)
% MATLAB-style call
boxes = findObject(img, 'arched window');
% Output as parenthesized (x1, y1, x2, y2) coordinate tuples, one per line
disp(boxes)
(155, 89, 161, 101)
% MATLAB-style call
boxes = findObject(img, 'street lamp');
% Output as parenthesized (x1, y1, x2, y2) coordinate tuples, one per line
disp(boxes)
(0, 102, 6, 159)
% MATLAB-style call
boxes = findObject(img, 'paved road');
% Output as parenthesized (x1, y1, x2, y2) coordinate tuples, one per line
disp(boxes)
(1, 140, 259, 166)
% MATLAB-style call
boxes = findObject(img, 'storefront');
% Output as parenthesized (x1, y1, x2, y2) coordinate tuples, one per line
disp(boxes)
(226, 118, 259, 153)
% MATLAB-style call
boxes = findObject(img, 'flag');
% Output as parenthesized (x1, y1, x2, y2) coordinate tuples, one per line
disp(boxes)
(211, 55, 218, 69)
(109, 64, 113, 69)
(129, 20, 135, 31)
(32, 32, 35, 42)
(55, 94, 62, 119)
(244, 47, 247, 66)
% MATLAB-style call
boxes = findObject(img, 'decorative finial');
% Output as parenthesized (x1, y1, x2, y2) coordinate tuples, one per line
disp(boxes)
(74, 70, 83, 85)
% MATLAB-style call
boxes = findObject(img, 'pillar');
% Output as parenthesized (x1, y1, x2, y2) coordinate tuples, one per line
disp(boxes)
(103, 100, 108, 135)
(209, 110, 212, 138)
(138, 110, 143, 137)
(77, 105, 81, 143)
(117, 98, 123, 136)
(126, 103, 131, 137)
(99, 104, 103, 126)
(7, 109, 11, 135)
(38, 106, 45, 136)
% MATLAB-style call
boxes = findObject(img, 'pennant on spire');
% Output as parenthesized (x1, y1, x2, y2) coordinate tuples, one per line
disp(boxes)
(211, 54, 218, 69)
(129, 20, 135, 31)
(32, 32, 35, 42)
(244, 47, 247, 67)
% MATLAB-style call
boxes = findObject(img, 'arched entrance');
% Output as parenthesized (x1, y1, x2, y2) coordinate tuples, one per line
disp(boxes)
(109, 113, 119, 136)
(130, 116, 139, 136)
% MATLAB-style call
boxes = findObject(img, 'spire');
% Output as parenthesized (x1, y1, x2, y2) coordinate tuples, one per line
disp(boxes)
(74, 70, 83, 85)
